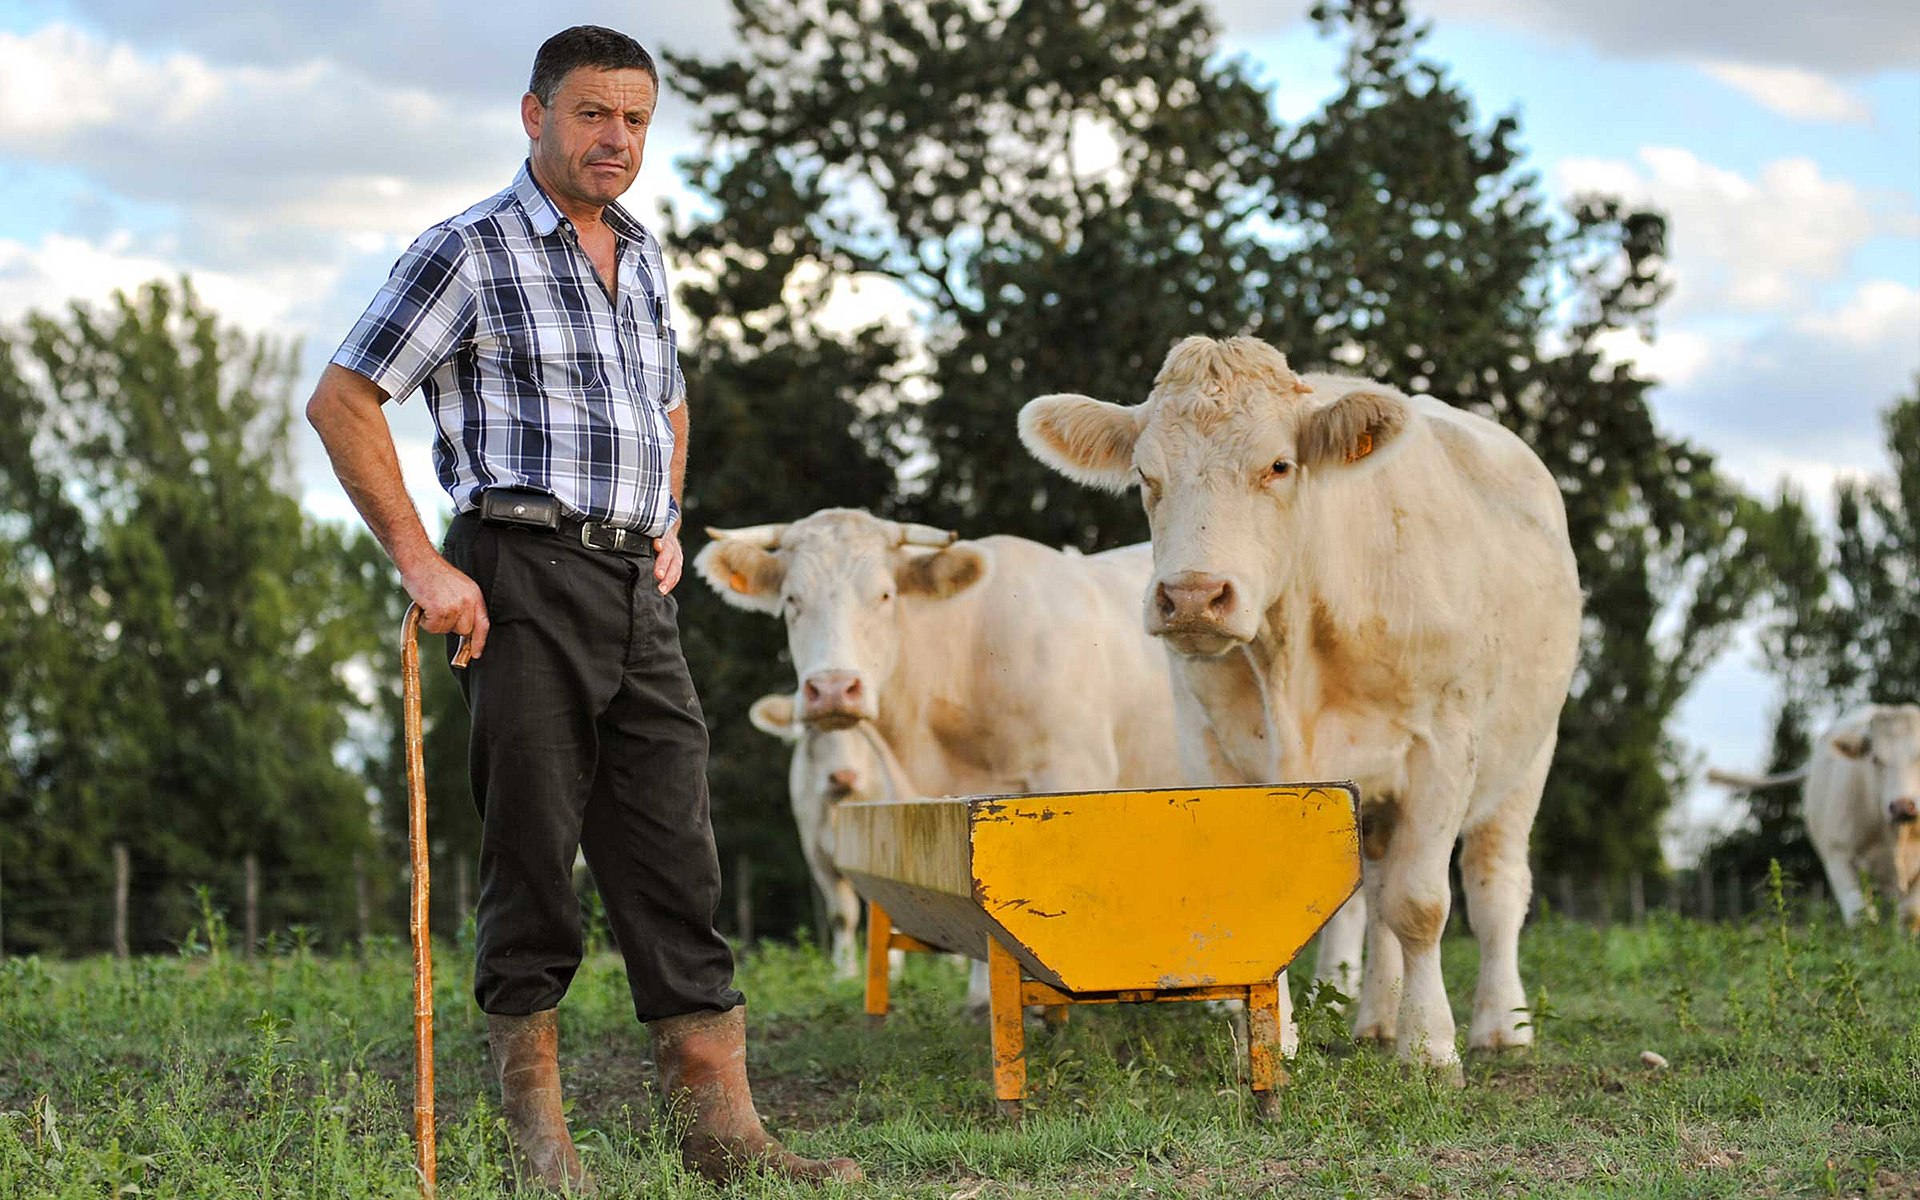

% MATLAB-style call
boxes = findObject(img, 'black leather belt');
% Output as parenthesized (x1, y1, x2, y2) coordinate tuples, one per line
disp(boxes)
(472, 489, 654, 556)
(559, 512, 654, 556)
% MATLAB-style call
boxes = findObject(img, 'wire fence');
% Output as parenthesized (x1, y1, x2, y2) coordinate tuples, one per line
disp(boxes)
(0, 841, 1835, 962)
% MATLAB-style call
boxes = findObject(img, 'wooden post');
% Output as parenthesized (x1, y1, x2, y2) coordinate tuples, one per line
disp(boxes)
(112, 843, 131, 959)
(1697, 865, 1715, 921)
(1628, 871, 1646, 925)
(244, 854, 260, 959)
(733, 854, 754, 945)
(864, 901, 893, 1022)
(1725, 871, 1742, 920)
(454, 856, 472, 924)
(1555, 873, 1576, 920)
(0, 837, 6, 959)
(354, 854, 371, 950)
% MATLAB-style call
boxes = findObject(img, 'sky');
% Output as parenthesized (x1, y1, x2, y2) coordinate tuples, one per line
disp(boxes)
(1, 0, 1915, 854)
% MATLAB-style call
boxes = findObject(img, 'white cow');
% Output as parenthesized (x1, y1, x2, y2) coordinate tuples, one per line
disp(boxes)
(1020, 336, 1582, 1079)
(698, 508, 1360, 1025)
(747, 692, 910, 977)
(1708, 703, 1920, 932)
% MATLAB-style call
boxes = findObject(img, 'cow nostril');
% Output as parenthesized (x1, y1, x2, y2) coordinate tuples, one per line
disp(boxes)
(1209, 580, 1234, 615)
(845, 677, 862, 698)
(1891, 798, 1919, 824)
(1155, 584, 1177, 621)
(803, 680, 823, 703)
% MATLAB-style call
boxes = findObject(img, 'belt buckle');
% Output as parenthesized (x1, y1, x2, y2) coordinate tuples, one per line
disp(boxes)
(579, 520, 598, 550)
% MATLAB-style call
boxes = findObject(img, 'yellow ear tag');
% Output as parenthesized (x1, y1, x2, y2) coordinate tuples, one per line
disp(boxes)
(1345, 430, 1374, 464)
(728, 571, 750, 593)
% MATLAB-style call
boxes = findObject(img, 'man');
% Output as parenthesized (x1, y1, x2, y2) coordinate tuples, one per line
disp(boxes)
(306, 25, 861, 1191)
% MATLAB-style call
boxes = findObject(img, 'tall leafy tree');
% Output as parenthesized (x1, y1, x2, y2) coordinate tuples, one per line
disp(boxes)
(0, 281, 388, 952)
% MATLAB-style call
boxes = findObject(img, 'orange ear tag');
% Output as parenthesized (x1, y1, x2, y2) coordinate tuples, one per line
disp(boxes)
(1345, 430, 1374, 464)
(729, 571, 750, 593)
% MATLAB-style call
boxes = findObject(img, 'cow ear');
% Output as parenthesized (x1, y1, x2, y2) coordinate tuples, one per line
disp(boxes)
(896, 543, 989, 599)
(693, 538, 786, 614)
(1018, 393, 1143, 493)
(1299, 389, 1412, 473)
(748, 693, 801, 741)
(1831, 731, 1871, 759)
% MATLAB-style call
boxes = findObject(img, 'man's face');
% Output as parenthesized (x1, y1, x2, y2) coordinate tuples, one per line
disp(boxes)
(522, 65, 657, 211)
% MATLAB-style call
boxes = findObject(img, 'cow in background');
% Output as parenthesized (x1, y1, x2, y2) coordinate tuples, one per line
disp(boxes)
(747, 692, 910, 978)
(1709, 703, 1920, 932)
(1020, 336, 1582, 1080)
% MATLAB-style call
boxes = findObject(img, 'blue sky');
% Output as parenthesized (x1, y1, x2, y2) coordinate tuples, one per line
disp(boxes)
(1, 0, 1915, 853)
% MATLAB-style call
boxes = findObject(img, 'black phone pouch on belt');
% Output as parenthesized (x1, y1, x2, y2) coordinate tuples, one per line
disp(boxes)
(478, 488, 561, 531)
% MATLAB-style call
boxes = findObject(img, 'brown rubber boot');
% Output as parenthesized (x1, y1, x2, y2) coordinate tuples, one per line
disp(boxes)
(649, 1006, 863, 1185)
(486, 1009, 595, 1195)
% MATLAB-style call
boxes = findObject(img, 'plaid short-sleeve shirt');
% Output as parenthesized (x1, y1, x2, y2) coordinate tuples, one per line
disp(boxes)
(333, 160, 686, 534)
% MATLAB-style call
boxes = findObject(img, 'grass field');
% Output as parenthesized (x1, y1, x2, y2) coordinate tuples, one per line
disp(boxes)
(2, 884, 1917, 1198)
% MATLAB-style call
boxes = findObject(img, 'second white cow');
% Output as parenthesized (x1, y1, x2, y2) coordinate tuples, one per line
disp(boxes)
(1021, 336, 1583, 1078)
(1709, 703, 1920, 932)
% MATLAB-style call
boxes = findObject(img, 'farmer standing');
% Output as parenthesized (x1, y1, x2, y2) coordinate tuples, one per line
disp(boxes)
(305, 25, 861, 1192)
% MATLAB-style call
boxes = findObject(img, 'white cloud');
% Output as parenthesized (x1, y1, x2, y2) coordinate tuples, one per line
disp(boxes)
(1406, 0, 1920, 78)
(1591, 326, 1716, 388)
(1700, 61, 1871, 124)
(1794, 280, 1920, 346)
(1556, 148, 1908, 317)
(0, 231, 341, 332)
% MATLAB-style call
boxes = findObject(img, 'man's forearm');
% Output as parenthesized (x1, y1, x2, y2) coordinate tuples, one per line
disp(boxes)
(307, 365, 438, 574)
(668, 400, 690, 525)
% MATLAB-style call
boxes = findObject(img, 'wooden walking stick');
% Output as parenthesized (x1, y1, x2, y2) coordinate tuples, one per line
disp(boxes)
(402, 604, 470, 1198)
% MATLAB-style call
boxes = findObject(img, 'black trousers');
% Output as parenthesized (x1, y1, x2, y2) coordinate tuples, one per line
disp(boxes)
(442, 512, 742, 1022)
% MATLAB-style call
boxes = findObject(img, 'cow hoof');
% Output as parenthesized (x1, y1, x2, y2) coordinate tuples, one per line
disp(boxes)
(1353, 1023, 1396, 1046)
(1400, 1057, 1466, 1088)
(1467, 1030, 1534, 1056)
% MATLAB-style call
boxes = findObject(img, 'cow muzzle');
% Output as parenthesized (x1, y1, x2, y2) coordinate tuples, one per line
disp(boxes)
(1148, 571, 1248, 656)
(1890, 797, 1919, 826)
(801, 670, 871, 728)
(825, 768, 861, 800)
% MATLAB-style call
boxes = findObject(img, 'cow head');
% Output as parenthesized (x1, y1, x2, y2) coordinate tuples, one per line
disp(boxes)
(696, 509, 989, 727)
(1831, 705, 1920, 910)
(1019, 335, 1411, 657)
(748, 692, 890, 805)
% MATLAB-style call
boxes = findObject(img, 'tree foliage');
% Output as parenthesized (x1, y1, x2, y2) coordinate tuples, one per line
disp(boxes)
(0, 281, 391, 952)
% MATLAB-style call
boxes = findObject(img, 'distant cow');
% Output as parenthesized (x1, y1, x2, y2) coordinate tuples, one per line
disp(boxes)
(1020, 336, 1583, 1079)
(1708, 703, 1920, 932)
(747, 692, 909, 978)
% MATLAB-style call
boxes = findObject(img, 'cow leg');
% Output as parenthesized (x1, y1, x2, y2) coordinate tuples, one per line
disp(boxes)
(1312, 892, 1366, 1009)
(964, 958, 992, 1017)
(1816, 841, 1870, 926)
(1379, 733, 1471, 1080)
(830, 876, 861, 980)
(1351, 857, 1403, 1042)
(1460, 744, 1547, 1052)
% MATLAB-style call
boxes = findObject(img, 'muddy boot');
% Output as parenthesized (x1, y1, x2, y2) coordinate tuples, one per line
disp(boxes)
(487, 1009, 594, 1195)
(649, 1006, 863, 1185)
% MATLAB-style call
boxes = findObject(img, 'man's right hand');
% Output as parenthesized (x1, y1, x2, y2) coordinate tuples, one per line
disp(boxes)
(403, 553, 490, 661)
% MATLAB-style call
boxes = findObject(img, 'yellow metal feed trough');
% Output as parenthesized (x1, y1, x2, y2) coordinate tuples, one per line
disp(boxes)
(833, 783, 1361, 1117)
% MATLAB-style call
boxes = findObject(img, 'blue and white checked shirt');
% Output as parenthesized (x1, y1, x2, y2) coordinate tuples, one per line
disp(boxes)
(333, 160, 686, 534)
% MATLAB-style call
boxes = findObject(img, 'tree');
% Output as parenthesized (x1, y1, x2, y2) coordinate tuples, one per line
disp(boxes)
(0, 281, 390, 952)
(1823, 387, 1920, 703)
(670, 0, 1794, 915)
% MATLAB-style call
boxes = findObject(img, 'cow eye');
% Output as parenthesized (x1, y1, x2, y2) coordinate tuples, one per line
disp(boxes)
(1268, 459, 1296, 480)
(782, 595, 801, 616)
(878, 589, 894, 603)
(1136, 470, 1162, 500)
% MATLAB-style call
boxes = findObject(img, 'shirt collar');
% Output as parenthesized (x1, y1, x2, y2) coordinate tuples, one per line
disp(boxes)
(513, 159, 649, 245)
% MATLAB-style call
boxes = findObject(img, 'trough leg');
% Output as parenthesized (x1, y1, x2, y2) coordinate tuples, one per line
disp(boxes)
(987, 938, 1026, 1119)
(1246, 979, 1288, 1120)
(864, 901, 893, 1024)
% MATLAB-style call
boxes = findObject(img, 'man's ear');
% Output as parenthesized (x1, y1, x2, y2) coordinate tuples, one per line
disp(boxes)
(1831, 731, 1872, 760)
(748, 693, 800, 741)
(1298, 388, 1413, 473)
(1018, 393, 1142, 492)
(896, 543, 990, 599)
(692, 538, 786, 614)
(521, 91, 544, 140)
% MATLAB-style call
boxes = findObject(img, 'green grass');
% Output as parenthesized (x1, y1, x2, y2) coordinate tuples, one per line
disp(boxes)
(3, 892, 1918, 1198)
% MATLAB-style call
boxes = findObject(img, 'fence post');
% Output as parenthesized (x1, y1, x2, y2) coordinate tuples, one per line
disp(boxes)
(354, 854, 371, 951)
(1697, 865, 1715, 921)
(0, 837, 6, 958)
(455, 856, 472, 925)
(734, 854, 755, 945)
(1628, 871, 1646, 925)
(1725, 871, 1743, 920)
(244, 854, 260, 959)
(113, 843, 131, 959)
(1555, 873, 1576, 920)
